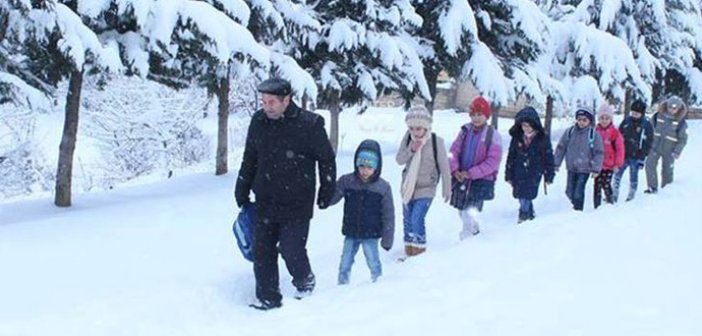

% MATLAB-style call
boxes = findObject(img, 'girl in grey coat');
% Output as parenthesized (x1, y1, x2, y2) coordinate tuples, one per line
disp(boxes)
(554, 108, 605, 211)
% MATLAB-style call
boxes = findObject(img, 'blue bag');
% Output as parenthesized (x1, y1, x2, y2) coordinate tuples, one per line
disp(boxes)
(232, 203, 257, 262)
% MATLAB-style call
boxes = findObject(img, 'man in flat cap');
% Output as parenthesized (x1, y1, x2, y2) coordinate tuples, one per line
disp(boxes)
(235, 77, 336, 310)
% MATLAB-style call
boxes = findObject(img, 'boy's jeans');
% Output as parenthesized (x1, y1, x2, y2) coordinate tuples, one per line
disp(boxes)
(338, 237, 381, 284)
(519, 198, 533, 215)
(613, 159, 641, 202)
(403, 198, 433, 246)
(566, 171, 590, 211)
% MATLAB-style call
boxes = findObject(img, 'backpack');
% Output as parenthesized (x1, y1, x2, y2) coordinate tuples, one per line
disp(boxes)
(456, 125, 495, 153)
(232, 203, 257, 262)
(566, 125, 595, 149)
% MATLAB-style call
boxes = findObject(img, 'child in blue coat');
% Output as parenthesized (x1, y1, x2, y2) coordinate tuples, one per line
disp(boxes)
(329, 140, 395, 284)
(505, 107, 555, 223)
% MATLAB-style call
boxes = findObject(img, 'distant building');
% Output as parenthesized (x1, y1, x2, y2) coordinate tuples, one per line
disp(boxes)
(375, 73, 701, 119)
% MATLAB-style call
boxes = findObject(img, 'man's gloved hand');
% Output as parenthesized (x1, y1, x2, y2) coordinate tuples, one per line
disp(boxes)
(317, 198, 330, 210)
(637, 160, 645, 170)
(672, 152, 680, 160)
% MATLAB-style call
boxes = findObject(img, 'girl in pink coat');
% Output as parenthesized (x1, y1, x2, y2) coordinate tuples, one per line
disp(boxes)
(594, 104, 625, 208)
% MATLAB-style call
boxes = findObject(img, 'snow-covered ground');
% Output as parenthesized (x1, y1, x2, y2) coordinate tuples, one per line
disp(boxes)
(1, 108, 700, 336)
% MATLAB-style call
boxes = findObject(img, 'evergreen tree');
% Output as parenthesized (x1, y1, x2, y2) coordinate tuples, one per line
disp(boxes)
(467, 0, 551, 128)
(19, 0, 126, 207)
(407, 0, 479, 112)
(145, 0, 270, 175)
(244, 0, 318, 103)
(0, 0, 59, 108)
(651, 0, 702, 103)
(540, 0, 646, 112)
(296, 0, 431, 150)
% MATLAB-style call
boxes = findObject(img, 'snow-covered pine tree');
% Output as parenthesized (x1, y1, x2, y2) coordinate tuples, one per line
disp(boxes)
(145, 0, 269, 176)
(467, 0, 551, 129)
(0, 0, 58, 109)
(541, 0, 647, 114)
(18, 0, 124, 206)
(245, 0, 318, 107)
(296, 0, 430, 150)
(408, 0, 479, 112)
(563, 0, 656, 113)
(650, 0, 702, 103)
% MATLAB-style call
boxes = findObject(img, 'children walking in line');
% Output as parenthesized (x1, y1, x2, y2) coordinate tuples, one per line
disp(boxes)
(505, 106, 555, 223)
(448, 96, 502, 238)
(554, 107, 604, 211)
(396, 106, 452, 257)
(593, 104, 625, 208)
(613, 99, 654, 202)
(329, 140, 394, 284)
(644, 96, 689, 193)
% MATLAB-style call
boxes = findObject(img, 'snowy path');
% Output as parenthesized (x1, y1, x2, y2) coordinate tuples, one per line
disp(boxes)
(1, 110, 700, 336)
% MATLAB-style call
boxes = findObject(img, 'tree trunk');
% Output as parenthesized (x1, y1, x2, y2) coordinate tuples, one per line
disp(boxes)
(423, 67, 439, 115)
(623, 88, 632, 118)
(451, 80, 460, 110)
(545, 95, 554, 137)
(215, 76, 230, 176)
(302, 93, 308, 111)
(491, 103, 500, 130)
(54, 70, 83, 207)
(329, 95, 341, 153)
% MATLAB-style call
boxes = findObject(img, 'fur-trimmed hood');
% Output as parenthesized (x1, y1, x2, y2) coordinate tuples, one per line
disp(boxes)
(659, 96, 688, 121)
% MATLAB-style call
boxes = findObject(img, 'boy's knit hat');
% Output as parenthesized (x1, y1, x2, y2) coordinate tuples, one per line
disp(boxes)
(575, 107, 594, 124)
(405, 106, 432, 129)
(356, 150, 379, 169)
(598, 103, 615, 118)
(631, 99, 647, 114)
(469, 96, 491, 118)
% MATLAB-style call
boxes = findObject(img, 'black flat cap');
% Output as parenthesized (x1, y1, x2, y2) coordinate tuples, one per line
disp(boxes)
(257, 78, 292, 96)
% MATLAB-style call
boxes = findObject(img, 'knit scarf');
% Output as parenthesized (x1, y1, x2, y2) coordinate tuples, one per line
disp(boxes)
(401, 132, 430, 204)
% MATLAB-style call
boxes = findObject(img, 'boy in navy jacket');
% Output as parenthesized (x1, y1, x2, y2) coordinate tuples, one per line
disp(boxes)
(329, 139, 395, 284)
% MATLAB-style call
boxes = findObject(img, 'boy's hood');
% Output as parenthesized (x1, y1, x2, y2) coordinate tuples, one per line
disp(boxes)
(354, 139, 383, 183)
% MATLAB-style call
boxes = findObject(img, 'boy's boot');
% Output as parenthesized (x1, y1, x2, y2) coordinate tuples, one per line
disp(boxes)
(517, 211, 527, 224)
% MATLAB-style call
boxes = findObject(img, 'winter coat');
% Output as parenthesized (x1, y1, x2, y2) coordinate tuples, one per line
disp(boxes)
(330, 140, 395, 250)
(554, 124, 605, 174)
(448, 124, 503, 181)
(618, 116, 654, 160)
(650, 102, 689, 157)
(505, 107, 555, 200)
(235, 102, 337, 222)
(396, 132, 452, 201)
(596, 123, 625, 170)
